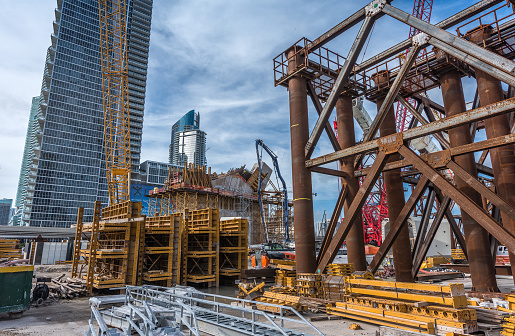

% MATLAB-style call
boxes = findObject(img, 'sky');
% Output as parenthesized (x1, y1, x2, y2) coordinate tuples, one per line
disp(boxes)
(0, 0, 495, 222)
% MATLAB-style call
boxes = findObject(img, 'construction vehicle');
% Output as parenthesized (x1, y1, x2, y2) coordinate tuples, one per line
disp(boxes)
(250, 242, 295, 268)
(255, 139, 290, 243)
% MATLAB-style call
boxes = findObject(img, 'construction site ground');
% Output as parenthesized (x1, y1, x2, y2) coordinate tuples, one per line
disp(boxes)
(0, 296, 378, 336)
(0, 268, 512, 335)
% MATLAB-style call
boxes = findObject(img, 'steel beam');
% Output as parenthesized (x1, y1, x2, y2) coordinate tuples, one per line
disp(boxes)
(411, 196, 451, 278)
(382, 4, 515, 75)
(317, 184, 349, 264)
(398, 145, 515, 255)
(305, 16, 376, 159)
(310, 166, 347, 178)
(412, 189, 436, 260)
(307, 82, 341, 153)
(317, 151, 389, 272)
(367, 176, 429, 273)
(429, 37, 515, 88)
(306, 7, 367, 52)
(448, 160, 515, 223)
(355, 133, 515, 178)
(361, 46, 421, 147)
(353, 0, 504, 74)
(396, 95, 450, 149)
(434, 189, 467, 259)
(306, 97, 515, 167)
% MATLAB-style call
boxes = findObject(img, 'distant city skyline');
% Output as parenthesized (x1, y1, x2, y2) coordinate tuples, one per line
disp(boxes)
(1, 1, 482, 222)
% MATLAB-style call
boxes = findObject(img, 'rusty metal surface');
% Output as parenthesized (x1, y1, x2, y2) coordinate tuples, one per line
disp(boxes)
(367, 176, 429, 273)
(306, 97, 515, 168)
(337, 94, 367, 271)
(317, 151, 389, 272)
(317, 184, 348, 265)
(437, 66, 498, 292)
(375, 72, 413, 282)
(468, 26, 515, 282)
(286, 47, 316, 274)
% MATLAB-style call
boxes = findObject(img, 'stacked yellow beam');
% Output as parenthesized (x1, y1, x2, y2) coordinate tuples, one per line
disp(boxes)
(296, 273, 323, 298)
(180, 208, 219, 287)
(255, 291, 306, 313)
(275, 269, 296, 287)
(326, 263, 353, 276)
(503, 314, 515, 336)
(326, 278, 477, 335)
(0, 239, 23, 260)
(219, 218, 248, 281)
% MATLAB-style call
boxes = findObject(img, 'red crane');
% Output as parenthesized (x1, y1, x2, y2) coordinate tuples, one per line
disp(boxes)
(333, 0, 434, 247)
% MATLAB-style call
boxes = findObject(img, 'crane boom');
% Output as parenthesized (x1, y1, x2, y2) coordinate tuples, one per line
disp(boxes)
(256, 140, 290, 243)
(99, 0, 131, 204)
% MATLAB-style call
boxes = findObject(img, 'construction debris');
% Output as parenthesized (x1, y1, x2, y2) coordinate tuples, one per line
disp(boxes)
(47, 274, 87, 300)
(0, 239, 23, 260)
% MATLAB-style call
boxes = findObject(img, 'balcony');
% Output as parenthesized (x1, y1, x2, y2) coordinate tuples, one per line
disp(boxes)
(36, 131, 43, 144)
(54, 8, 61, 23)
(39, 101, 47, 116)
(128, 47, 148, 59)
(130, 30, 150, 42)
(129, 102, 144, 111)
(28, 179, 36, 186)
(31, 156, 39, 164)
(37, 116, 45, 129)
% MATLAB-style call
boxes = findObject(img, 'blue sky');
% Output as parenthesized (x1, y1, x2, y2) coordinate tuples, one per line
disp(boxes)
(0, 0, 497, 222)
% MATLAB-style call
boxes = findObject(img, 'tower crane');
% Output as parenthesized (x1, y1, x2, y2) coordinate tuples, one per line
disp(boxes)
(98, 0, 132, 204)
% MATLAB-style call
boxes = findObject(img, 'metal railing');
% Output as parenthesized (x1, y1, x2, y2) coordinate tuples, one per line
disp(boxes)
(125, 285, 324, 336)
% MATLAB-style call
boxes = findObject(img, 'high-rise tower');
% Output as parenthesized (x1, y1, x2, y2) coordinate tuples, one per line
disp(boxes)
(169, 110, 207, 167)
(22, 0, 153, 228)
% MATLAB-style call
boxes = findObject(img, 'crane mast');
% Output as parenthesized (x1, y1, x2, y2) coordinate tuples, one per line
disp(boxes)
(99, 0, 132, 204)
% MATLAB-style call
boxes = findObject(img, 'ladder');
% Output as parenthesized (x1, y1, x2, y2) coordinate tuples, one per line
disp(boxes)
(86, 201, 102, 293)
(71, 207, 84, 278)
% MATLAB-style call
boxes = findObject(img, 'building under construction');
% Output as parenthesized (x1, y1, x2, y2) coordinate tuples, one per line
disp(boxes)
(275, 0, 515, 292)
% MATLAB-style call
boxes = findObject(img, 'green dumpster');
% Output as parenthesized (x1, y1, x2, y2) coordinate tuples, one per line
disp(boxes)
(0, 265, 34, 315)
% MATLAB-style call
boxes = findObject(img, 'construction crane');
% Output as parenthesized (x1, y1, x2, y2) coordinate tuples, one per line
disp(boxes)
(99, 0, 132, 204)
(255, 139, 290, 243)
(394, 0, 433, 132)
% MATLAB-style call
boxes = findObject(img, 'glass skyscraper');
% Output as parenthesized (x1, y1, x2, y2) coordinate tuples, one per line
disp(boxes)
(12, 97, 40, 226)
(21, 0, 153, 227)
(169, 110, 207, 167)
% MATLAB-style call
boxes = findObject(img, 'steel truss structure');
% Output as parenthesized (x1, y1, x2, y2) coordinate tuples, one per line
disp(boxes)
(275, 0, 515, 291)
(99, 0, 132, 204)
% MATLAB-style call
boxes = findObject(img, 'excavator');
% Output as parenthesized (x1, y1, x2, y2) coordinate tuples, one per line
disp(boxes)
(251, 140, 295, 268)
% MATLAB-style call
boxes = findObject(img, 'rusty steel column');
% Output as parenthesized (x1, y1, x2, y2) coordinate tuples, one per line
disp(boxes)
(336, 95, 367, 271)
(436, 53, 499, 292)
(469, 26, 515, 283)
(286, 46, 316, 273)
(373, 70, 413, 282)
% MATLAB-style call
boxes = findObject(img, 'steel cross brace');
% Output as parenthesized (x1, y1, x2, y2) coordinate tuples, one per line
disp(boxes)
(367, 176, 430, 273)
(411, 195, 452, 279)
(433, 188, 468, 260)
(381, 4, 515, 77)
(317, 150, 389, 272)
(354, 45, 422, 168)
(353, 0, 505, 74)
(447, 160, 515, 223)
(398, 145, 515, 254)
(411, 188, 436, 260)
(317, 184, 348, 264)
(305, 15, 377, 159)
(396, 95, 450, 149)
(306, 82, 342, 154)
(306, 97, 515, 168)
